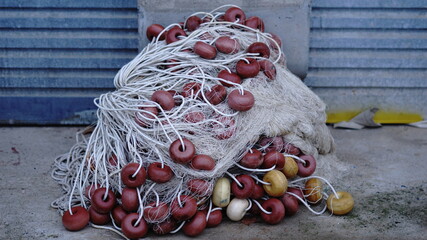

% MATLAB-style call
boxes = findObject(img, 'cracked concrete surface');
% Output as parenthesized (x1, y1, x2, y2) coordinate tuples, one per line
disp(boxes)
(0, 126, 426, 239)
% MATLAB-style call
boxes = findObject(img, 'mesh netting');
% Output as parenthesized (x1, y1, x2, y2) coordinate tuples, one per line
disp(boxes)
(52, 5, 346, 237)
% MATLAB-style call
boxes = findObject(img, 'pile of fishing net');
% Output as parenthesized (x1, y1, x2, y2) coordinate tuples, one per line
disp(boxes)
(52, 5, 353, 239)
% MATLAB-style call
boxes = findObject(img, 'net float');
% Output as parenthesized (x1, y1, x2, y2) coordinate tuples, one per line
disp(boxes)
(217, 70, 242, 87)
(167, 90, 182, 106)
(112, 206, 128, 227)
(181, 82, 202, 99)
(224, 7, 246, 24)
(261, 150, 285, 170)
(245, 16, 265, 32)
(62, 206, 89, 231)
(194, 41, 217, 59)
(121, 187, 139, 212)
(216, 15, 225, 22)
(152, 218, 177, 235)
(304, 178, 323, 203)
(282, 156, 298, 179)
(121, 213, 148, 239)
(247, 42, 270, 58)
(202, 15, 212, 23)
(205, 84, 227, 105)
(146, 24, 166, 41)
(263, 170, 288, 197)
(259, 60, 276, 80)
(166, 26, 187, 44)
(171, 195, 197, 221)
(326, 191, 354, 215)
(185, 15, 202, 31)
(287, 187, 304, 203)
(169, 138, 196, 164)
(88, 207, 110, 225)
(260, 198, 285, 225)
(212, 177, 231, 207)
(250, 183, 266, 199)
(184, 111, 205, 123)
(231, 174, 255, 199)
(297, 155, 317, 177)
(91, 188, 116, 214)
(215, 36, 240, 54)
(280, 193, 299, 216)
(214, 116, 236, 140)
(121, 163, 146, 188)
(108, 154, 118, 167)
(226, 198, 249, 221)
(206, 209, 222, 228)
(151, 90, 175, 111)
(227, 89, 255, 112)
(187, 179, 210, 196)
(283, 141, 300, 155)
(236, 58, 260, 78)
(147, 162, 174, 183)
(268, 32, 282, 49)
(190, 154, 216, 171)
(164, 58, 181, 72)
(182, 211, 207, 237)
(258, 136, 284, 152)
(239, 148, 263, 169)
(144, 202, 169, 222)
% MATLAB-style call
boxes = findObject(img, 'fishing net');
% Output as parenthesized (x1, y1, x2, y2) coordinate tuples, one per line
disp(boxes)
(52, 5, 347, 238)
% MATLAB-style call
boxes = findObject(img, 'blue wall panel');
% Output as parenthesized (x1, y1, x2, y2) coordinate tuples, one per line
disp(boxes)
(0, 0, 138, 125)
(0, 97, 97, 124)
(2, 0, 426, 124)
(305, 0, 427, 120)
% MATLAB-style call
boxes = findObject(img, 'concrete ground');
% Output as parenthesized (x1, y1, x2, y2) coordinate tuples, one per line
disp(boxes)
(0, 126, 426, 240)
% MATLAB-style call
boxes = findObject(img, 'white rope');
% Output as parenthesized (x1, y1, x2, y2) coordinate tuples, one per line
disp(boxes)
(245, 198, 253, 211)
(287, 192, 327, 215)
(283, 154, 306, 165)
(91, 224, 129, 240)
(290, 176, 339, 199)
(170, 221, 186, 234)
(250, 174, 271, 185)
(236, 163, 276, 172)
(251, 199, 271, 215)
(206, 199, 213, 221)
(226, 172, 243, 188)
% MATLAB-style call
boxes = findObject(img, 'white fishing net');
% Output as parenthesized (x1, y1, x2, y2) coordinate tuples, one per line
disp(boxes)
(52, 5, 345, 235)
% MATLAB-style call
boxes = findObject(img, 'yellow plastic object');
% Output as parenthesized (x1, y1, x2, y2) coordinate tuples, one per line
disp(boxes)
(373, 111, 423, 124)
(326, 110, 423, 124)
(282, 156, 298, 179)
(304, 178, 323, 203)
(325, 111, 359, 124)
(212, 177, 231, 207)
(263, 170, 288, 197)
(326, 191, 354, 215)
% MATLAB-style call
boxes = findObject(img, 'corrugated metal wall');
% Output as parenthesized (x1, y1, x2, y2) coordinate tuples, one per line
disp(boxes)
(1, 0, 425, 124)
(306, 0, 427, 123)
(0, 0, 138, 124)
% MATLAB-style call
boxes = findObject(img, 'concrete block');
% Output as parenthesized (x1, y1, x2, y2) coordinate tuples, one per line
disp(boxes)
(137, 0, 310, 78)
